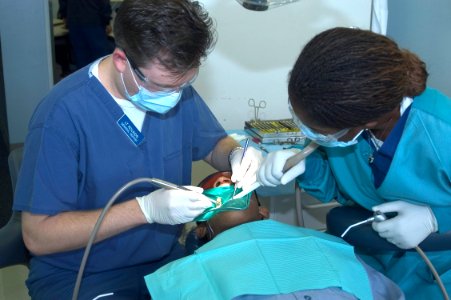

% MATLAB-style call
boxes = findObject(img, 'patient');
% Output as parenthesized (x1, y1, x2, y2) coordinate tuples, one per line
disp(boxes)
(184, 171, 269, 253)
(146, 171, 404, 300)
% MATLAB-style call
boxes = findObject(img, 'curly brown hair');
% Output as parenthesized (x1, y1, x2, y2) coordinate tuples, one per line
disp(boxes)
(288, 27, 428, 129)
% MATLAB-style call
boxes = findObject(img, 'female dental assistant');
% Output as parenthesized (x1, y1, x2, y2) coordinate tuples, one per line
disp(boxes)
(258, 27, 451, 299)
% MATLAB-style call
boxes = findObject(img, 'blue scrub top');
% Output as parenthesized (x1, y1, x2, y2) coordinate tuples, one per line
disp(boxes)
(13, 65, 227, 273)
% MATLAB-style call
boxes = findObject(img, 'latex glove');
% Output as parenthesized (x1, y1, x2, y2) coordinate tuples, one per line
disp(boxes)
(257, 149, 305, 187)
(230, 146, 263, 190)
(372, 201, 438, 249)
(136, 186, 212, 225)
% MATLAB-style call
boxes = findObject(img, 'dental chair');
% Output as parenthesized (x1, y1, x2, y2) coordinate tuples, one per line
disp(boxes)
(327, 205, 451, 252)
(0, 146, 30, 268)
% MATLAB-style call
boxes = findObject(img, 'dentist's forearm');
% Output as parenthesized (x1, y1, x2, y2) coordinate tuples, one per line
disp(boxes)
(22, 199, 146, 255)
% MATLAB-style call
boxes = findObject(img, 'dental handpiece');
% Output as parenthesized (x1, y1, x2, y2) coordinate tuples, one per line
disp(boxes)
(282, 142, 319, 173)
(232, 141, 319, 200)
(340, 211, 387, 238)
(149, 178, 217, 204)
(149, 178, 191, 191)
(372, 210, 388, 222)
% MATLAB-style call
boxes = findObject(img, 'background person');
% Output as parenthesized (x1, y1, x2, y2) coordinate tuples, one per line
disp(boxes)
(146, 171, 404, 300)
(58, 0, 115, 70)
(257, 27, 451, 299)
(13, 0, 261, 298)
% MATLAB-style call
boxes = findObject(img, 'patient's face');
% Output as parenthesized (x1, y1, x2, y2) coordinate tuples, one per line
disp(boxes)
(198, 171, 234, 189)
(197, 171, 269, 239)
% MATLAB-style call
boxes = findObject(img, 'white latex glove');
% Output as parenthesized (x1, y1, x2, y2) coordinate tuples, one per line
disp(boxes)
(136, 186, 212, 225)
(257, 149, 305, 187)
(372, 201, 438, 249)
(230, 146, 263, 190)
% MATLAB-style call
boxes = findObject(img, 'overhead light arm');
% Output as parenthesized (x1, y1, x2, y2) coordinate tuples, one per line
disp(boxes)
(236, 0, 301, 11)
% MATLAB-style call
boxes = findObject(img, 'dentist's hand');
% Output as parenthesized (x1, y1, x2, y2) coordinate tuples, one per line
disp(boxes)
(136, 186, 212, 225)
(258, 149, 305, 187)
(372, 201, 438, 249)
(230, 146, 263, 191)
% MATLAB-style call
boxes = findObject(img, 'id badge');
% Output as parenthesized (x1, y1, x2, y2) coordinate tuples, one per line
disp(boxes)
(117, 114, 144, 146)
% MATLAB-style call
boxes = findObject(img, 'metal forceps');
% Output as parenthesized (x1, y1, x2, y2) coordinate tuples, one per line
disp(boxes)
(248, 98, 266, 121)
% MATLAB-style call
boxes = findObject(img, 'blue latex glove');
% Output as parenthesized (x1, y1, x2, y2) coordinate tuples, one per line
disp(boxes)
(372, 200, 438, 249)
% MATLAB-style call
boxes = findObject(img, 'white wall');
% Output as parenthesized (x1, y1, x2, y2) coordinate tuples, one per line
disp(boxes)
(0, 0, 372, 144)
(0, 0, 54, 145)
(194, 0, 372, 130)
(192, 0, 372, 227)
(387, 0, 451, 97)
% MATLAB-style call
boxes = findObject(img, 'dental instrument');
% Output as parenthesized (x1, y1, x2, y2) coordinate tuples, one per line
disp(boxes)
(148, 178, 191, 191)
(340, 211, 387, 238)
(248, 98, 266, 121)
(148, 178, 217, 205)
(281, 141, 318, 173)
(232, 141, 319, 199)
(73, 177, 213, 300)
(232, 138, 250, 198)
(340, 210, 449, 300)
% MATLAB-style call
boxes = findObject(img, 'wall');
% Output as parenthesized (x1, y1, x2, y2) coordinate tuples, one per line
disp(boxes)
(0, 39, 8, 147)
(194, 0, 372, 130)
(50, 0, 59, 19)
(0, 0, 372, 144)
(192, 0, 372, 227)
(387, 0, 451, 97)
(0, 0, 54, 145)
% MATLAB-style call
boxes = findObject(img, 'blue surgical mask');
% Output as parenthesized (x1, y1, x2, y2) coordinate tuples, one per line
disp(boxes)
(121, 61, 182, 114)
(289, 103, 363, 147)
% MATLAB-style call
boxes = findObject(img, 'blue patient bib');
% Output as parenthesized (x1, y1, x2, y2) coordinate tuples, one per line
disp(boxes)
(145, 220, 373, 299)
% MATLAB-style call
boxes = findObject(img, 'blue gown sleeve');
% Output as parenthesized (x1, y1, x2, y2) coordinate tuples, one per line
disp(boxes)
(431, 207, 451, 233)
(297, 150, 348, 204)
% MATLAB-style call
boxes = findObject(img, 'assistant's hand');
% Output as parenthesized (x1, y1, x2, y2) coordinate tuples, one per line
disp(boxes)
(136, 186, 212, 225)
(230, 146, 263, 190)
(257, 149, 305, 187)
(372, 201, 438, 249)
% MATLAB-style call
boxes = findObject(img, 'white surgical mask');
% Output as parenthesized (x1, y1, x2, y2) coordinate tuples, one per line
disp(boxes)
(121, 59, 185, 114)
(121, 72, 182, 114)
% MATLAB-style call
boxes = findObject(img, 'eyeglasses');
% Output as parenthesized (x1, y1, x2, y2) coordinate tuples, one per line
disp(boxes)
(125, 53, 198, 93)
(288, 101, 349, 142)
